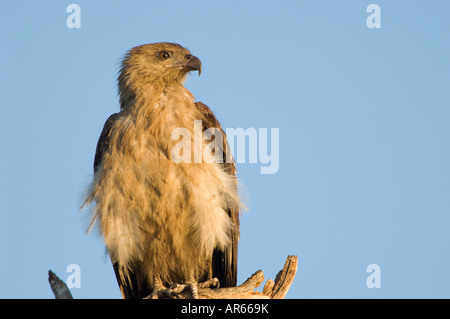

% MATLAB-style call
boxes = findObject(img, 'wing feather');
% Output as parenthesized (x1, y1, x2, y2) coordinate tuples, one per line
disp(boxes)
(93, 113, 151, 298)
(195, 101, 240, 288)
(93, 113, 119, 172)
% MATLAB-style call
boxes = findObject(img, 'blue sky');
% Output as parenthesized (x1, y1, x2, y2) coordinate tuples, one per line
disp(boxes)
(1, 1, 449, 298)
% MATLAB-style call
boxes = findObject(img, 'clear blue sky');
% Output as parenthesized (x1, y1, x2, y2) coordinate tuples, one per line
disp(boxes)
(1, 1, 449, 298)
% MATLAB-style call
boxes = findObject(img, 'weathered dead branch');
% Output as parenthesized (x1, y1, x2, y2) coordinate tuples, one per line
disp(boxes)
(48, 270, 73, 299)
(49, 255, 297, 299)
(194, 255, 298, 299)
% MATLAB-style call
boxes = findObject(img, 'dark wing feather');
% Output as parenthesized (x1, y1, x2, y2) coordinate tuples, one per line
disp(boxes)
(93, 113, 151, 299)
(195, 102, 240, 288)
(93, 113, 119, 172)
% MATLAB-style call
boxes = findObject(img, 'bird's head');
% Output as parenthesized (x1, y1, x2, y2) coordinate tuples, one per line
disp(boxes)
(119, 42, 202, 86)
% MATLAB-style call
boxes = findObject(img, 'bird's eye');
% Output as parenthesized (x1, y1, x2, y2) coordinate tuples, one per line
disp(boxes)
(158, 51, 171, 60)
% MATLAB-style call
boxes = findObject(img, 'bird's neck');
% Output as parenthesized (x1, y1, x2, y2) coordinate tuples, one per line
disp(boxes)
(119, 81, 198, 158)
(121, 79, 194, 109)
(121, 80, 196, 128)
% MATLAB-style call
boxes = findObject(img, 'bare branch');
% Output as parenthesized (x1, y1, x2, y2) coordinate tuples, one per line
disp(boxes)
(48, 255, 298, 299)
(48, 270, 73, 299)
(268, 255, 298, 299)
(148, 255, 298, 299)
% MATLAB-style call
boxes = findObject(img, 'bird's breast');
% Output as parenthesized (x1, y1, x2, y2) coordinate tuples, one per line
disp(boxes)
(90, 93, 237, 277)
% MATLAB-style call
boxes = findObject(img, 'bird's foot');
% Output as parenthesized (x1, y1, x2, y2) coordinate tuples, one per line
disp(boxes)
(146, 278, 182, 299)
(148, 287, 182, 299)
(198, 277, 220, 289)
(145, 277, 220, 299)
(185, 277, 220, 299)
(145, 282, 196, 299)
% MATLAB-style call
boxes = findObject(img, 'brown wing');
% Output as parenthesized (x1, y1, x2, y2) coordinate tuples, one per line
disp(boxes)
(93, 113, 118, 173)
(93, 113, 151, 299)
(195, 101, 240, 288)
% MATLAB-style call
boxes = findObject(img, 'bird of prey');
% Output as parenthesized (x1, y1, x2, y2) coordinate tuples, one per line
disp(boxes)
(83, 43, 241, 299)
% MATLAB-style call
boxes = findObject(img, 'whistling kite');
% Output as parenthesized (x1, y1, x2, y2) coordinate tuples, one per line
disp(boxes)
(84, 43, 241, 299)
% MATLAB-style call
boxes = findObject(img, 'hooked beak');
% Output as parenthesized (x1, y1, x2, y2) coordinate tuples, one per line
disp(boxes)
(183, 55, 202, 76)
